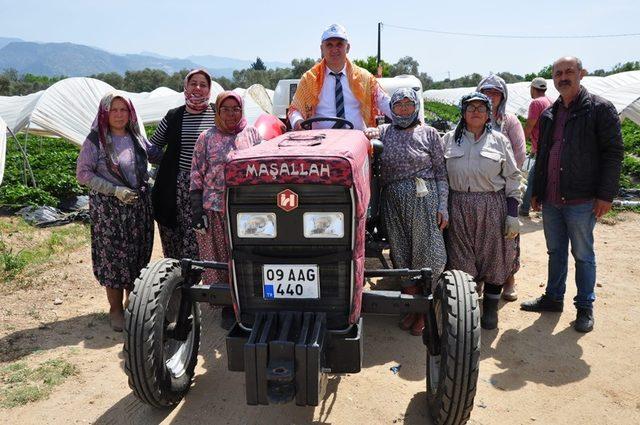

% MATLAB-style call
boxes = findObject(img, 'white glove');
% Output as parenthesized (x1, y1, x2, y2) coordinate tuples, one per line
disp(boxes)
(193, 214, 208, 235)
(504, 216, 521, 239)
(114, 186, 138, 204)
(364, 127, 380, 140)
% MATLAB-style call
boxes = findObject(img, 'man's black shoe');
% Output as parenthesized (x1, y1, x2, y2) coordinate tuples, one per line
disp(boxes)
(520, 294, 564, 312)
(574, 308, 594, 333)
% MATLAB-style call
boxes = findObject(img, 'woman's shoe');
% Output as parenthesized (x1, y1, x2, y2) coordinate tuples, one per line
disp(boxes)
(399, 284, 421, 331)
(481, 295, 500, 330)
(409, 314, 425, 336)
(399, 313, 417, 330)
(502, 282, 518, 301)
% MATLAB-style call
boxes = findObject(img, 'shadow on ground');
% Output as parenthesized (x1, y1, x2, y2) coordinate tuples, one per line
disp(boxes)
(0, 312, 122, 362)
(94, 304, 432, 424)
(481, 312, 591, 391)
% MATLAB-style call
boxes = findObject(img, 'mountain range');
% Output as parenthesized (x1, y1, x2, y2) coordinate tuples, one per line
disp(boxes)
(0, 37, 289, 78)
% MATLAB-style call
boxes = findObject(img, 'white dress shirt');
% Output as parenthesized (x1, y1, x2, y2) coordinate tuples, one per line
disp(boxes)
(290, 65, 391, 130)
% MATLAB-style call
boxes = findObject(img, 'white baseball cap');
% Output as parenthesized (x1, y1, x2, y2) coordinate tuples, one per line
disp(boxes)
(530, 77, 548, 90)
(321, 24, 348, 43)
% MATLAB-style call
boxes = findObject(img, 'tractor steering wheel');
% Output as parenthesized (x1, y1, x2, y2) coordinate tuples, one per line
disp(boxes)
(299, 117, 355, 130)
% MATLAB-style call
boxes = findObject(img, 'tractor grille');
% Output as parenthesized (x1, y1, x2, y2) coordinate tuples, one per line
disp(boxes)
(228, 184, 353, 329)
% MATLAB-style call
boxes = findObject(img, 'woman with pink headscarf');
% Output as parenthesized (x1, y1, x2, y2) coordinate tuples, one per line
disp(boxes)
(76, 92, 161, 331)
(190, 91, 262, 328)
(151, 69, 216, 261)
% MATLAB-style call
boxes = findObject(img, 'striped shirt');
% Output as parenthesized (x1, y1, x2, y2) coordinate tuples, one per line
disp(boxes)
(151, 106, 216, 172)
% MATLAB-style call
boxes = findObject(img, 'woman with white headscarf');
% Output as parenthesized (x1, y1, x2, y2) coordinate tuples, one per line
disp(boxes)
(365, 88, 448, 336)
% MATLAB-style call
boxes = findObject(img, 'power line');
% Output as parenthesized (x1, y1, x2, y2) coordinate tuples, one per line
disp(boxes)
(384, 23, 640, 39)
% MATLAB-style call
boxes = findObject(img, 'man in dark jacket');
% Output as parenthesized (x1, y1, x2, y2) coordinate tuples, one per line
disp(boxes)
(520, 56, 624, 333)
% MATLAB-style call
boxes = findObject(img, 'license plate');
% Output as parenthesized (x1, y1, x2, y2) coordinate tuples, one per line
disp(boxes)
(262, 264, 319, 299)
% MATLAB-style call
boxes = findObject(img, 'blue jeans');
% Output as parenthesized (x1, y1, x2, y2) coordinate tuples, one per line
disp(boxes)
(520, 158, 535, 213)
(542, 202, 596, 309)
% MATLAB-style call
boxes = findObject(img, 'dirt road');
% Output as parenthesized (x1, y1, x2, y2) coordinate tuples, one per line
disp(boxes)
(1, 213, 639, 424)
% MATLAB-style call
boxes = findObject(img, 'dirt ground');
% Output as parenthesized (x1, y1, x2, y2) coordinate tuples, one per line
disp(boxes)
(1, 212, 639, 425)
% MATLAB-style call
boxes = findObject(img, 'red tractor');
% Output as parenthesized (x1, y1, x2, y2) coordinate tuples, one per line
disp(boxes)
(124, 117, 480, 425)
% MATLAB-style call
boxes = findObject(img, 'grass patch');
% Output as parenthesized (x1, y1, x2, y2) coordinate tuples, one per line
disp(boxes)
(600, 204, 640, 225)
(0, 222, 90, 290)
(0, 358, 78, 408)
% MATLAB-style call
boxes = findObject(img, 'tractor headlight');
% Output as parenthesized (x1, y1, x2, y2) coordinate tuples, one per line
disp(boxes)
(303, 212, 344, 238)
(237, 213, 277, 238)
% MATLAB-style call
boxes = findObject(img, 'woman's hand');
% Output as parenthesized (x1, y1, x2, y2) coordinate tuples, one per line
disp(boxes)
(114, 186, 138, 204)
(364, 127, 380, 140)
(437, 212, 448, 231)
(504, 216, 521, 239)
(192, 214, 208, 234)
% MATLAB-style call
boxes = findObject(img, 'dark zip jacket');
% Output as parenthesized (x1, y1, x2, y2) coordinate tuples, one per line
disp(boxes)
(532, 86, 624, 203)
(151, 104, 215, 227)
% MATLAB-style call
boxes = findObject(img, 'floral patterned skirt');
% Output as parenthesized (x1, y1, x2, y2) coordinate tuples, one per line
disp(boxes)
(445, 190, 516, 285)
(195, 211, 229, 285)
(89, 190, 154, 289)
(382, 178, 447, 287)
(158, 169, 199, 261)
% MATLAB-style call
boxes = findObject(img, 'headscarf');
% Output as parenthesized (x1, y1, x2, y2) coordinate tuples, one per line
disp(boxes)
(453, 92, 493, 146)
(184, 69, 212, 112)
(389, 88, 420, 129)
(214, 91, 247, 135)
(476, 74, 508, 126)
(92, 92, 148, 188)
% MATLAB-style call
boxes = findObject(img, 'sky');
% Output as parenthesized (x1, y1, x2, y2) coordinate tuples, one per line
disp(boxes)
(1, 0, 639, 80)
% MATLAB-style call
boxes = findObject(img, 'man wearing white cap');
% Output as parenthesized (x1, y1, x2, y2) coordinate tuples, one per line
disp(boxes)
(519, 77, 552, 216)
(288, 24, 391, 130)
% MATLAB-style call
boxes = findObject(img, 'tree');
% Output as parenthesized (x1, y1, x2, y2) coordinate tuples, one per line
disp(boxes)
(214, 76, 233, 90)
(418, 72, 434, 90)
(123, 68, 169, 92)
(0, 75, 10, 95)
(165, 69, 191, 91)
(251, 57, 266, 71)
(353, 56, 390, 77)
(90, 72, 124, 89)
(2, 68, 19, 82)
(389, 56, 419, 77)
(611, 61, 640, 74)
(290, 58, 317, 78)
(524, 64, 553, 81)
(496, 72, 524, 84)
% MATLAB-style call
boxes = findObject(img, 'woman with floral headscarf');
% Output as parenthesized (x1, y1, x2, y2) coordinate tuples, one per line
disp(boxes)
(364, 88, 448, 336)
(190, 91, 262, 329)
(477, 74, 526, 301)
(151, 69, 217, 261)
(443, 92, 522, 330)
(77, 93, 161, 331)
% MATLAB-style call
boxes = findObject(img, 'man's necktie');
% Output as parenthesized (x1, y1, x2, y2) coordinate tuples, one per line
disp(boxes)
(330, 72, 345, 127)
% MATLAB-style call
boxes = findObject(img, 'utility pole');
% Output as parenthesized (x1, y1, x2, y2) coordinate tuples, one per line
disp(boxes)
(376, 22, 383, 77)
